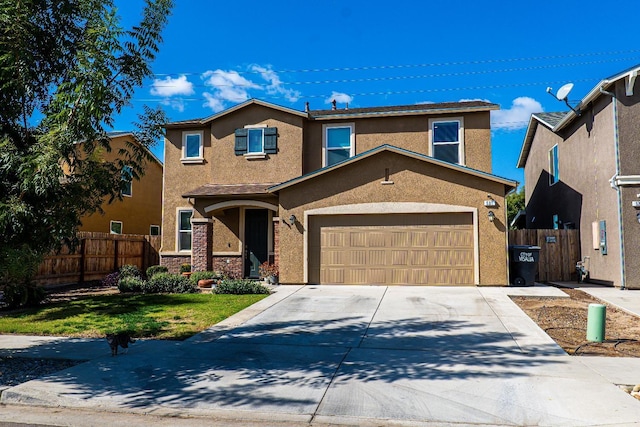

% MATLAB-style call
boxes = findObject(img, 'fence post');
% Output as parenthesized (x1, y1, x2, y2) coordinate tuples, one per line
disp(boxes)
(114, 238, 119, 272)
(79, 238, 86, 283)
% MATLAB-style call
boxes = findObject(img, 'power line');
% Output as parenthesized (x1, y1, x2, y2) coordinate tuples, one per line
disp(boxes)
(150, 49, 640, 77)
(135, 77, 598, 103)
(149, 57, 639, 89)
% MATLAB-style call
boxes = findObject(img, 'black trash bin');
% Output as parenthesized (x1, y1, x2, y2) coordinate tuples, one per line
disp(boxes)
(509, 245, 541, 286)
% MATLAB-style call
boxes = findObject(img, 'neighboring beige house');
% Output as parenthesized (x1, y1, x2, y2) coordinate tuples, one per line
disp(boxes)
(161, 99, 516, 285)
(517, 64, 640, 289)
(79, 132, 163, 236)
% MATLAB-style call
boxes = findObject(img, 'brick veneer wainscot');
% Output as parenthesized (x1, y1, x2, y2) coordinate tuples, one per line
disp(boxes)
(160, 255, 192, 274)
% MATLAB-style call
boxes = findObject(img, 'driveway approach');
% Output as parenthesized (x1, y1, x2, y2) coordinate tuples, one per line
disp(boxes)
(3, 285, 640, 426)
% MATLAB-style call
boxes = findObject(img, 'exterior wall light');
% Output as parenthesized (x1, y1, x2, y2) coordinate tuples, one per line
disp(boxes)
(488, 211, 495, 222)
(289, 214, 297, 225)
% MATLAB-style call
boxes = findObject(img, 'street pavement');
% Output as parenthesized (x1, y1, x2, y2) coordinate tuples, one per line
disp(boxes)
(2, 284, 640, 426)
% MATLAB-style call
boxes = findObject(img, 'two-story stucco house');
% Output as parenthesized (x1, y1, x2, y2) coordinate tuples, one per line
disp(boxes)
(160, 99, 516, 286)
(78, 132, 163, 236)
(517, 64, 640, 289)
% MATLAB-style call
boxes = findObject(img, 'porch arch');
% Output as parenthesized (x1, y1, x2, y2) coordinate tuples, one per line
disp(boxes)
(204, 200, 278, 214)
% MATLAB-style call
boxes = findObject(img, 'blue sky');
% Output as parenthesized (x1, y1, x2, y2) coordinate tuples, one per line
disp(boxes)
(113, 0, 640, 186)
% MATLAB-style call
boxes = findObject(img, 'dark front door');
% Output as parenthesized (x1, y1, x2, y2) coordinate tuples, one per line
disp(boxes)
(244, 209, 268, 278)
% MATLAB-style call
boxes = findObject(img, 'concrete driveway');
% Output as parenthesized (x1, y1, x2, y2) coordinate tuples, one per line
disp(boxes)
(3, 285, 640, 426)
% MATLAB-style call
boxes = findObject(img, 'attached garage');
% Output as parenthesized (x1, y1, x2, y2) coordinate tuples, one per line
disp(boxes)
(309, 213, 475, 285)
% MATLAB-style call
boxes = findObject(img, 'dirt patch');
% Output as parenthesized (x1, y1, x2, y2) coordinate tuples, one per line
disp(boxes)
(512, 288, 640, 357)
(44, 281, 119, 303)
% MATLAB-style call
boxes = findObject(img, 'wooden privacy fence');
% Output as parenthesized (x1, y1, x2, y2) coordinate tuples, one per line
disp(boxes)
(34, 232, 161, 286)
(509, 229, 581, 282)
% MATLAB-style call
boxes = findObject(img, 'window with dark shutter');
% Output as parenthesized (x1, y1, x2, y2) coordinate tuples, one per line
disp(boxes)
(234, 128, 248, 155)
(264, 127, 278, 154)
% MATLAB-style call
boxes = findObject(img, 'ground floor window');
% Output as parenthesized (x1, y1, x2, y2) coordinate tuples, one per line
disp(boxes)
(178, 210, 193, 251)
(110, 220, 123, 234)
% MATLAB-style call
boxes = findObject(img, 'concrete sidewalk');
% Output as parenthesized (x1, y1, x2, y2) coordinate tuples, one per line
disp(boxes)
(2, 284, 640, 426)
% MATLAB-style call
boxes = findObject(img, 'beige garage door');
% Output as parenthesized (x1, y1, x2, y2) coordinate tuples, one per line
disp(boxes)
(312, 213, 474, 286)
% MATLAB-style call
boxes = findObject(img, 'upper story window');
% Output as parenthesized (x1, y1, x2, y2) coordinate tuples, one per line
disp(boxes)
(177, 209, 193, 251)
(430, 118, 464, 165)
(323, 123, 354, 167)
(121, 165, 132, 197)
(235, 126, 278, 157)
(549, 144, 559, 185)
(182, 130, 204, 163)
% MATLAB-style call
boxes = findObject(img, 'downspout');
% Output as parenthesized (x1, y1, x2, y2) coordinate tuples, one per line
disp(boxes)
(600, 85, 626, 290)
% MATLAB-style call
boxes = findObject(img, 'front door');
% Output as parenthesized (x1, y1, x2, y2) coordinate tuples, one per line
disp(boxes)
(244, 209, 268, 278)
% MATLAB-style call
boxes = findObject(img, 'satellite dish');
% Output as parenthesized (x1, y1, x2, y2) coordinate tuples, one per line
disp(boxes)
(556, 83, 574, 101)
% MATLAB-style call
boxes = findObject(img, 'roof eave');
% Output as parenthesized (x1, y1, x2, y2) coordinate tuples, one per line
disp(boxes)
(269, 145, 517, 192)
(310, 105, 499, 120)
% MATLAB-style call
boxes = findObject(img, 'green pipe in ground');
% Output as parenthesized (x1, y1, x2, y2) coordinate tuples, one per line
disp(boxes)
(587, 303, 606, 343)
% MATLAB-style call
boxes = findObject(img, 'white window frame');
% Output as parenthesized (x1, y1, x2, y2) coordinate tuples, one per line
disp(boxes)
(150, 225, 160, 236)
(243, 124, 268, 159)
(121, 165, 132, 197)
(549, 144, 559, 185)
(110, 220, 123, 235)
(322, 122, 355, 167)
(429, 117, 465, 165)
(181, 130, 204, 164)
(176, 208, 193, 252)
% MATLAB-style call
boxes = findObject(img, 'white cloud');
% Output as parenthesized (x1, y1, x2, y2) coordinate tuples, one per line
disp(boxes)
(251, 65, 301, 102)
(202, 92, 225, 113)
(150, 75, 194, 97)
(202, 69, 260, 104)
(325, 91, 353, 105)
(491, 97, 543, 130)
(160, 98, 187, 113)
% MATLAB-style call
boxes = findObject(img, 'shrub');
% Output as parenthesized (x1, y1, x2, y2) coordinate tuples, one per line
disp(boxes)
(102, 271, 120, 287)
(189, 271, 222, 285)
(143, 273, 197, 294)
(117, 276, 145, 293)
(179, 263, 191, 274)
(119, 264, 142, 279)
(146, 265, 168, 278)
(214, 279, 271, 295)
(1, 283, 47, 309)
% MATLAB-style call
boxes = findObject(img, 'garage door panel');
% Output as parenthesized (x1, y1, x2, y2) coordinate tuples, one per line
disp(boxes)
(316, 213, 474, 286)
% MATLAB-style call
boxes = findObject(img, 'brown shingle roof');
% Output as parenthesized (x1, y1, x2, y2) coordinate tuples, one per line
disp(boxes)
(309, 101, 498, 119)
(182, 183, 280, 198)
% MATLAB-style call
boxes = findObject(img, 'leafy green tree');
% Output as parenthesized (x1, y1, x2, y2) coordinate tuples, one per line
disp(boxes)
(506, 187, 525, 228)
(0, 0, 173, 281)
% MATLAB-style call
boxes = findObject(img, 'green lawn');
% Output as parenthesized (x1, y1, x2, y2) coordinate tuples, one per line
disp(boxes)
(0, 293, 267, 340)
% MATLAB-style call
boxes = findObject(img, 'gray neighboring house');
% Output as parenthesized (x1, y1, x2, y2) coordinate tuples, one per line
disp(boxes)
(517, 64, 640, 289)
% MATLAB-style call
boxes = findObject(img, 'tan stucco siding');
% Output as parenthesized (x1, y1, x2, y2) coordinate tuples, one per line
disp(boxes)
(79, 135, 163, 235)
(278, 151, 508, 285)
(524, 97, 620, 286)
(209, 104, 303, 184)
(161, 126, 211, 253)
(615, 78, 640, 289)
(212, 208, 241, 254)
(303, 112, 493, 174)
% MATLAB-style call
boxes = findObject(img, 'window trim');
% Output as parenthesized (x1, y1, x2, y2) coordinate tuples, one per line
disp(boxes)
(246, 128, 265, 154)
(121, 165, 132, 197)
(181, 130, 204, 164)
(429, 117, 465, 165)
(150, 225, 160, 236)
(110, 220, 123, 235)
(549, 144, 559, 186)
(322, 122, 355, 167)
(176, 208, 193, 252)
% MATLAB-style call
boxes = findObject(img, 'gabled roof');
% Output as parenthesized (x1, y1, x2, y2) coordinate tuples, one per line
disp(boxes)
(517, 63, 640, 168)
(165, 99, 308, 128)
(516, 112, 565, 168)
(309, 101, 498, 120)
(552, 63, 640, 132)
(268, 144, 517, 193)
(106, 131, 163, 167)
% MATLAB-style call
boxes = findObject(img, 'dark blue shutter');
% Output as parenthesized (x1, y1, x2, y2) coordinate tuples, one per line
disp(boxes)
(264, 127, 278, 154)
(234, 129, 248, 155)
